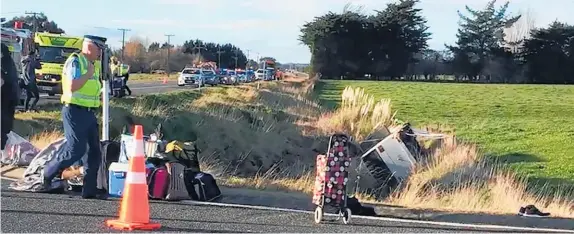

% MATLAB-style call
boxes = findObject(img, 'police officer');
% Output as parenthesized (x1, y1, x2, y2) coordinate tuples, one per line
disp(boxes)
(1, 43, 20, 151)
(42, 35, 107, 199)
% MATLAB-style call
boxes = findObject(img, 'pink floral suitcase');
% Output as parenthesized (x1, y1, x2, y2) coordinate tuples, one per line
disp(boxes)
(312, 134, 353, 224)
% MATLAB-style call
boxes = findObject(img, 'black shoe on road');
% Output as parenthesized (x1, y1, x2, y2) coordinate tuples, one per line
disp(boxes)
(518, 205, 550, 217)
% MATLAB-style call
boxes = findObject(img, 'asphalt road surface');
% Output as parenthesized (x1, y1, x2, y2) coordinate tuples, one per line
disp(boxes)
(0, 179, 560, 233)
(20, 80, 193, 108)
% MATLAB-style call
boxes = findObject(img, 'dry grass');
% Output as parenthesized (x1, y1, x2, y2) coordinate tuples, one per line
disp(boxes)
(129, 73, 178, 81)
(19, 75, 574, 218)
(29, 131, 64, 149)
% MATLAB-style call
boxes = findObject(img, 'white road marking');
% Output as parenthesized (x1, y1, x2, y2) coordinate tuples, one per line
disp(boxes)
(181, 200, 574, 233)
(1, 175, 572, 232)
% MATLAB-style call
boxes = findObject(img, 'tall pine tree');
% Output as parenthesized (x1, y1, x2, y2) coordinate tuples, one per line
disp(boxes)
(448, 0, 520, 81)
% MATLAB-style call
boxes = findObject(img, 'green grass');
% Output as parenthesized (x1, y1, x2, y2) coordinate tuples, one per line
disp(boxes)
(315, 80, 574, 185)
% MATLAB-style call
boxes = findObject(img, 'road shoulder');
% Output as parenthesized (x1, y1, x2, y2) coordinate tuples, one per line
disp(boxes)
(2, 165, 573, 230)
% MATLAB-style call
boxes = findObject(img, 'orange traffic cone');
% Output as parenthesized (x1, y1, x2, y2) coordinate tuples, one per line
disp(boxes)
(105, 125, 161, 231)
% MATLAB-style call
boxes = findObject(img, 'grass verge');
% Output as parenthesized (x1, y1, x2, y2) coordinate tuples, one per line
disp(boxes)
(15, 74, 574, 218)
(315, 80, 574, 185)
(129, 73, 178, 81)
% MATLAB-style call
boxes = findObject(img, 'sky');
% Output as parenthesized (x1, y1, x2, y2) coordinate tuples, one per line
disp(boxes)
(2, 0, 574, 63)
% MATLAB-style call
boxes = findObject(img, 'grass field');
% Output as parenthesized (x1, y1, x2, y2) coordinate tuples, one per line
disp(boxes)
(315, 80, 574, 185)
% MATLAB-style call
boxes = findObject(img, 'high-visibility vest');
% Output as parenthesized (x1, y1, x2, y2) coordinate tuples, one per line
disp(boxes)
(119, 64, 129, 76)
(60, 53, 102, 108)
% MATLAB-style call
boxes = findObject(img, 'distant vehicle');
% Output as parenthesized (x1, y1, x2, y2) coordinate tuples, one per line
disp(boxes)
(236, 70, 250, 83)
(245, 70, 255, 82)
(264, 68, 275, 81)
(177, 68, 202, 87)
(34, 32, 83, 96)
(221, 70, 239, 85)
(201, 69, 220, 86)
(255, 69, 265, 80)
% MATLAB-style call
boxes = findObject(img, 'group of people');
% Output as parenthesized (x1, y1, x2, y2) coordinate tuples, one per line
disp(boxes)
(2, 35, 113, 199)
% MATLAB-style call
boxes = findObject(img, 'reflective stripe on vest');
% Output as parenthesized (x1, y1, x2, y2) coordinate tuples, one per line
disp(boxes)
(60, 53, 102, 108)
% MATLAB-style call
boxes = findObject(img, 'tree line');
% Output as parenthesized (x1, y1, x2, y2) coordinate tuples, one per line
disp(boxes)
(3, 14, 281, 73)
(300, 0, 574, 84)
(119, 38, 286, 73)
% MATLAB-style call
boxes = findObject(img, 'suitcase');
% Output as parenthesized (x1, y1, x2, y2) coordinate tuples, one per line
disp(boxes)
(111, 77, 126, 98)
(184, 171, 222, 202)
(312, 133, 353, 224)
(164, 163, 189, 201)
(147, 166, 169, 199)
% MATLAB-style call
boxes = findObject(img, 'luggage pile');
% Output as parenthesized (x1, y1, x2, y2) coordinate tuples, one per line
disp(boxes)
(66, 124, 222, 202)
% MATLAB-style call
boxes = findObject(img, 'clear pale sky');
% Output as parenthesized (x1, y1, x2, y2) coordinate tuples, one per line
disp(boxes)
(2, 0, 573, 63)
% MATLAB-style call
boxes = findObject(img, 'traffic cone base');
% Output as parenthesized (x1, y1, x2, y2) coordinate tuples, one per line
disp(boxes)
(105, 219, 161, 231)
(105, 125, 161, 231)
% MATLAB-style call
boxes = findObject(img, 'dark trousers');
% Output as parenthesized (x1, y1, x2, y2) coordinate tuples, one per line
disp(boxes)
(1, 104, 16, 150)
(24, 82, 40, 111)
(123, 74, 131, 95)
(43, 105, 101, 196)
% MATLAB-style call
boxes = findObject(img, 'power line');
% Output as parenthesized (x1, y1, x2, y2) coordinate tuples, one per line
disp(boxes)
(165, 34, 174, 76)
(118, 28, 131, 61)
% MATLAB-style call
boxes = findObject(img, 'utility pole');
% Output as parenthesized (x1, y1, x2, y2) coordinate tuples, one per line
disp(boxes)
(25, 11, 41, 33)
(216, 46, 224, 69)
(118, 28, 131, 61)
(233, 50, 239, 69)
(193, 46, 207, 63)
(245, 49, 251, 69)
(165, 34, 174, 77)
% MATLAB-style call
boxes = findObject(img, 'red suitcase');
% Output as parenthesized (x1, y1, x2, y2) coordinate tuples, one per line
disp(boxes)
(312, 134, 353, 224)
(147, 166, 169, 199)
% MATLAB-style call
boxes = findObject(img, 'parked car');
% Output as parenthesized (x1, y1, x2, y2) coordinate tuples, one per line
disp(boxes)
(221, 70, 239, 85)
(255, 69, 264, 80)
(245, 70, 255, 82)
(177, 68, 202, 87)
(201, 69, 220, 86)
(237, 70, 249, 83)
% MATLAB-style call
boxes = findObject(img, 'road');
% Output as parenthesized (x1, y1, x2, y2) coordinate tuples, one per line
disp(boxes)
(0, 179, 562, 233)
(20, 80, 192, 108)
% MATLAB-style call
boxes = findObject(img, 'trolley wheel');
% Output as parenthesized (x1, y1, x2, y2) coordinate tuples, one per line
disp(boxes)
(342, 208, 352, 224)
(314, 206, 323, 224)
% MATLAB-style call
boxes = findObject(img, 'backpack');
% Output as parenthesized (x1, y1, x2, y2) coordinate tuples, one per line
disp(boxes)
(164, 141, 201, 173)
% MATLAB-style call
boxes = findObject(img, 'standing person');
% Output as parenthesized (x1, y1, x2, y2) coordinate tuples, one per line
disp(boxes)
(120, 63, 132, 96)
(21, 50, 42, 112)
(1, 43, 20, 151)
(41, 35, 108, 199)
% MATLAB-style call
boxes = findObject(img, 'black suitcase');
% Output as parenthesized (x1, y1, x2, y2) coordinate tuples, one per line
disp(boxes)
(184, 171, 222, 202)
(96, 140, 121, 191)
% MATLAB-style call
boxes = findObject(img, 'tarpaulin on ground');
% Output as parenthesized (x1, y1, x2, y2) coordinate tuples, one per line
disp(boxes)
(1, 131, 39, 166)
(9, 138, 72, 192)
